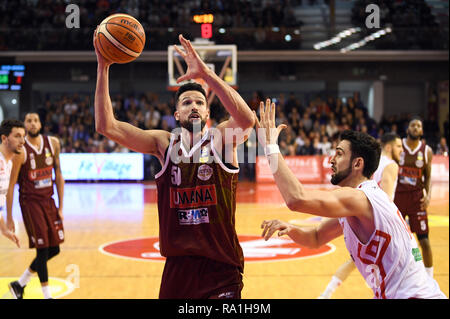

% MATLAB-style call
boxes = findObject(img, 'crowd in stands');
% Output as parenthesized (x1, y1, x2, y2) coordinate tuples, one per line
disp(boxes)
(1, 0, 447, 50)
(0, 0, 304, 51)
(35, 89, 449, 180)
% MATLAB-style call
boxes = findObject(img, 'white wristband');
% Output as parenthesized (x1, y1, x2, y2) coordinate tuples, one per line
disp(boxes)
(265, 144, 280, 156)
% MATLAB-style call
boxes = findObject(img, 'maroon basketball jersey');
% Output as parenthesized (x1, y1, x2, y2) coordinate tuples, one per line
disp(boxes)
(155, 131, 244, 271)
(18, 135, 55, 199)
(395, 139, 428, 193)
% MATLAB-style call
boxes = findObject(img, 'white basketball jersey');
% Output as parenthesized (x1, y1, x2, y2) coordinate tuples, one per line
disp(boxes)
(0, 152, 13, 207)
(339, 180, 446, 299)
(372, 155, 396, 186)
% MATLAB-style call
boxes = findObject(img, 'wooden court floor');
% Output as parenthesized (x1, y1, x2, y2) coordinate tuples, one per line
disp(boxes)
(0, 182, 448, 299)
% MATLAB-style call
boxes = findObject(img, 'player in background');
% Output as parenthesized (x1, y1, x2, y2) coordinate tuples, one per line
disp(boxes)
(0, 119, 24, 247)
(318, 132, 403, 298)
(94, 32, 254, 298)
(394, 117, 434, 278)
(7, 113, 65, 299)
(256, 100, 446, 298)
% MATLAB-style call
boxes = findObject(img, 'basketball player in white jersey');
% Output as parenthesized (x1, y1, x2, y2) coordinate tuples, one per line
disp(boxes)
(318, 132, 403, 298)
(0, 119, 24, 247)
(256, 100, 446, 299)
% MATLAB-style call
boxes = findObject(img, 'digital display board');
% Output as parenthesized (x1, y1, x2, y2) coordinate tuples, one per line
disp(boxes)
(0, 65, 25, 90)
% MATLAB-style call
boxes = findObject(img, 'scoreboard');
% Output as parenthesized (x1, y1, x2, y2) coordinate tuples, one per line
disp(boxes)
(0, 65, 25, 90)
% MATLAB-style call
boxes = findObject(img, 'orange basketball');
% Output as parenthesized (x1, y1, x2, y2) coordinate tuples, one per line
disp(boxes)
(95, 14, 146, 64)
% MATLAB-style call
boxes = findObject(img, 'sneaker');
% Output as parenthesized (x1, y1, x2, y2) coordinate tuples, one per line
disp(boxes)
(317, 293, 330, 299)
(9, 281, 25, 299)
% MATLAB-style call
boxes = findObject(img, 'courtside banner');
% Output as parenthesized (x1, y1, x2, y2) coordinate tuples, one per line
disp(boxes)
(60, 153, 144, 180)
(431, 155, 449, 182)
(256, 156, 323, 183)
(257, 155, 448, 184)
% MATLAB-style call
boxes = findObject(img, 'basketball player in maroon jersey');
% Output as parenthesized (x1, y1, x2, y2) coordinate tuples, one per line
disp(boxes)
(94, 33, 254, 298)
(394, 117, 434, 277)
(6, 113, 65, 299)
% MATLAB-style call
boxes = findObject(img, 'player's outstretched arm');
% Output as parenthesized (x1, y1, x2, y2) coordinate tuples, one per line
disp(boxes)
(93, 29, 170, 160)
(261, 218, 342, 248)
(255, 99, 371, 219)
(174, 34, 254, 132)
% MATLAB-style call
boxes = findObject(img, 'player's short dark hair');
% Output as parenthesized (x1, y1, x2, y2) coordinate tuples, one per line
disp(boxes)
(380, 132, 400, 147)
(339, 130, 381, 178)
(0, 119, 25, 139)
(175, 82, 207, 105)
(408, 115, 423, 126)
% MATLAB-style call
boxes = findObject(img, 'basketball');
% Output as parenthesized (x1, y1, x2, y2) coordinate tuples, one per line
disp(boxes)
(95, 14, 145, 64)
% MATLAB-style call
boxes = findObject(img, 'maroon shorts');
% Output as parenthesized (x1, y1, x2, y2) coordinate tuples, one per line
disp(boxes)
(20, 197, 64, 249)
(394, 191, 428, 236)
(159, 255, 243, 299)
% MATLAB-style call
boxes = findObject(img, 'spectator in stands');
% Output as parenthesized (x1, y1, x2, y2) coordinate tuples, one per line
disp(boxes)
(436, 137, 449, 156)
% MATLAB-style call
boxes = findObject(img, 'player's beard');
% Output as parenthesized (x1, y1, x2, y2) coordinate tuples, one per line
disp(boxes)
(179, 118, 207, 133)
(407, 129, 421, 141)
(330, 162, 353, 185)
(27, 128, 41, 138)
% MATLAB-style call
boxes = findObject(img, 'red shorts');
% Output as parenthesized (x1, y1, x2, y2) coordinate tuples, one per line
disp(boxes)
(159, 255, 243, 299)
(394, 190, 429, 236)
(20, 197, 65, 248)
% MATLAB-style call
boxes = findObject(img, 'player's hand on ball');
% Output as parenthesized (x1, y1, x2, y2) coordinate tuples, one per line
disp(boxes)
(254, 98, 287, 147)
(93, 26, 114, 67)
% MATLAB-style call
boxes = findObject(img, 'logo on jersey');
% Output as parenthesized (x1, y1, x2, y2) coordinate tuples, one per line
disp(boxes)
(45, 156, 53, 166)
(170, 184, 217, 209)
(197, 164, 213, 181)
(29, 167, 53, 181)
(100, 235, 335, 262)
(178, 207, 209, 225)
(416, 151, 424, 168)
(30, 153, 36, 170)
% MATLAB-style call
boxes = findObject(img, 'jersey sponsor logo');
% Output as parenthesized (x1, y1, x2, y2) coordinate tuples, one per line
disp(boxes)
(45, 156, 53, 166)
(100, 235, 335, 262)
(178, 207, 210, 225)
(399, 166, 421, 179)
(170, 184, 217, 209)
(28, 167, 53, 181)
(197, 164, 213, 181)
(412, 247, 423, 262)
(30, 153, 36, 170)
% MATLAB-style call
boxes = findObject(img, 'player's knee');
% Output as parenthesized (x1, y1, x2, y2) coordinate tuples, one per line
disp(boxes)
(48, 246, 60, 259)
(417, 234, 431, 247)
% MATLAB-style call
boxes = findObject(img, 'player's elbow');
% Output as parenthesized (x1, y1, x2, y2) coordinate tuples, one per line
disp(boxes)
(240, 115, 255, 130)
(286, 197, 304, 212)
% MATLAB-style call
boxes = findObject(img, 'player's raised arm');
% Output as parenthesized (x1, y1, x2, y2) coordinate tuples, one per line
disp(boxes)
(93, 29, 170, 161)
(174, 35, 254, 133)
(255, 99, 372, 220)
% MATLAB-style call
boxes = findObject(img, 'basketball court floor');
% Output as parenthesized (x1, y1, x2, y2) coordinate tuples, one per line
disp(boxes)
(0, 181, 448, 299)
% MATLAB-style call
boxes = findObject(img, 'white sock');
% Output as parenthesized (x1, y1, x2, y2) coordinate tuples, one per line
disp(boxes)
(425, 267, 434, 278)
(321, 276, 342, 298)
(18, 269, 33, 287)
(42, 285, 52, 299)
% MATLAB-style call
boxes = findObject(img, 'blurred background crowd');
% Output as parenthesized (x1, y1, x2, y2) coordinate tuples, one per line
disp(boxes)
(36, 90, 449, 180)
(0, 0, 447, 50)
